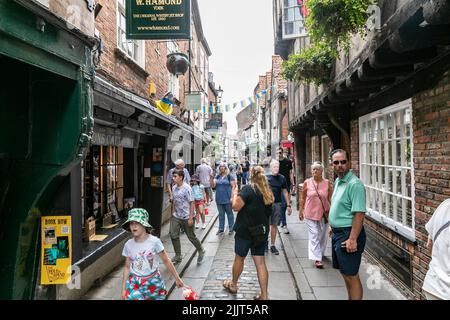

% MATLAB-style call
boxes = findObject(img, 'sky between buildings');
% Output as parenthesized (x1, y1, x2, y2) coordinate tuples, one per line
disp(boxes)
(197, 0, 274, 135)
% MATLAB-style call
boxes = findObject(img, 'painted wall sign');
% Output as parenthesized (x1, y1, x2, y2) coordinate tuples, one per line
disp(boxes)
(126, 0, 191, 39)
(40, 216, 72, 285)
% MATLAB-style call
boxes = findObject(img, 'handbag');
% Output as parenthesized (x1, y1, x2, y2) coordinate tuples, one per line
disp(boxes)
(248, 224, 266, 247)
(312, 179, 329, 224)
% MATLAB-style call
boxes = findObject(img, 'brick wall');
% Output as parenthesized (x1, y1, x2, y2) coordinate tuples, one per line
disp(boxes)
(411, 69, 450, 299)
(95, 0, 170, 99)
(94, 1, 206, 120)
(50, 0, 95, 36)
(346, 69, 450, 300)
(350, 120, 360, 177)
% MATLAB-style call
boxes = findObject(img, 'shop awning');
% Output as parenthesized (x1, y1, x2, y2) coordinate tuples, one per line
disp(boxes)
(94, 76, 211, 143)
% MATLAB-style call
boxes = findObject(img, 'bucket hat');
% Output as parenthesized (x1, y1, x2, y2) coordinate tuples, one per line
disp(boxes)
(122, 208, 153, 232)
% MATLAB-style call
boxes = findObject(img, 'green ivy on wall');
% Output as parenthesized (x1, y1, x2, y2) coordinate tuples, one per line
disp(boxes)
(305, 0, 376, 51)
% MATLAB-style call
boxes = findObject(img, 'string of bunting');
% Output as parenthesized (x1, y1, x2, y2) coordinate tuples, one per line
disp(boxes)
(191, 85, 278, 114)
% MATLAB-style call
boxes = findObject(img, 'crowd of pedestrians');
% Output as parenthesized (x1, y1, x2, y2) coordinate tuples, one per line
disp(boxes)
(120, 149, 450, 301)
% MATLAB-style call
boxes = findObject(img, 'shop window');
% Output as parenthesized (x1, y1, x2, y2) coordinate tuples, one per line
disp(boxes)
(359, 99, 414, 241)
(83, 145, 124, 233)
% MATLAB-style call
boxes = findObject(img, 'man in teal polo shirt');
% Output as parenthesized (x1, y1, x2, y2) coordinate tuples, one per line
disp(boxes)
(329, 149, 366, 300)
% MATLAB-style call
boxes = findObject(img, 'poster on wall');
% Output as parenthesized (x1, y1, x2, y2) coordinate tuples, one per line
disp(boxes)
(153, 147, 163, 162)
(41, 216, 72, 285)
(151, 176, 164, 188)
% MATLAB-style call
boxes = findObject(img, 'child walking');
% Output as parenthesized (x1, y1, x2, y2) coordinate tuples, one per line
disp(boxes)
(121, 208, 184, 300)
(191, 174, 207, 229)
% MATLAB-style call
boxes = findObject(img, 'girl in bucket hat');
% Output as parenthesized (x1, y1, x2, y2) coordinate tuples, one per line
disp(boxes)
(121, 208, 184, 300)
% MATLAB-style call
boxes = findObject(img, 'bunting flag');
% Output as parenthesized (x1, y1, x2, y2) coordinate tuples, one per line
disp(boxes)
(183, 85, 278, 114)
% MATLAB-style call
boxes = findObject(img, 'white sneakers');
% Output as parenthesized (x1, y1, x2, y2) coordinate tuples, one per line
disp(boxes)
(202, 223, 207, 229)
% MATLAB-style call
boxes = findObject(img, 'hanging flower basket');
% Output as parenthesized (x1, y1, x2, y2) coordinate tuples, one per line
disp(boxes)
(281, 42, 334, 86)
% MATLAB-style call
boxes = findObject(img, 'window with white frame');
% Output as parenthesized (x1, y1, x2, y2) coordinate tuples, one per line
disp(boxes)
(167, 41, 180, 99)
(282, 0, 308, 39)
(117, 0, 145, 68)
(359, 99, 415, 240)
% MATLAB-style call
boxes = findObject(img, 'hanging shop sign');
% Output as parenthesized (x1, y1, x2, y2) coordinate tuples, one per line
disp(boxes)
(126, 0, 191, 40)
(185, 92, 202, 111)
(210, 113, 223, 126)
(41, 216, 72, 285)
(205, 114, 222, 132)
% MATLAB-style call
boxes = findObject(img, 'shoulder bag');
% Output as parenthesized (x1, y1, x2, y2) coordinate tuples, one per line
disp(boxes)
(312, 180, 329, 224)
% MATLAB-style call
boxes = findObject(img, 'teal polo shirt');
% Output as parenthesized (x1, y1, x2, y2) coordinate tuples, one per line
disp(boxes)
(329, 171, 366, 228)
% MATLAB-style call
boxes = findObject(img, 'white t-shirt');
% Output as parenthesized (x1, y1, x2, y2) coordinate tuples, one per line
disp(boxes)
(422, 198, 450, 299)
(122, 235, 164, 277)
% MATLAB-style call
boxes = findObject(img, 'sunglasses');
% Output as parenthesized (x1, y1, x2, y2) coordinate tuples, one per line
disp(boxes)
(333, 160, 347, 165)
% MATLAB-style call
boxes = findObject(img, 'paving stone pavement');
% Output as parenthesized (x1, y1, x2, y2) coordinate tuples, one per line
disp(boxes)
(82, 195, 408, 300)
(279, 208, 407, 300)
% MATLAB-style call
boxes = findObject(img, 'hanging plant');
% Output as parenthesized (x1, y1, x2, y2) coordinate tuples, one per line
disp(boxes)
(281, 42, 335, 86)
(305, 0, 376, 51)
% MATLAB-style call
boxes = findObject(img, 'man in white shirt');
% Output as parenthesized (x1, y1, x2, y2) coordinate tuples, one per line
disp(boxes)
(422, 198, 450, 300)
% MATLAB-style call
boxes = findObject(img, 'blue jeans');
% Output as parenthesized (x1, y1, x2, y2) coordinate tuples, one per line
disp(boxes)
(279, 193, 287, 227)
(242, 171, 249, 185)
(217, 203, 234, 232)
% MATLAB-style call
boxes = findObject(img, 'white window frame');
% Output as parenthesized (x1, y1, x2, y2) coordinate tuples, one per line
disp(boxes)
(282, 0, 308, 40)
(116, 0, 145, 68)
(167, 41, 180, 99)
(359, 98, 415, 241)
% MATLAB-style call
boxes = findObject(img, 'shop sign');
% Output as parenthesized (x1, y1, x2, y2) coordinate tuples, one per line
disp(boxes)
(185, 92, 202, 111)
(126, 0, 191, 40)
(205, 113, 223, 132)
(41, 216, 72, 285)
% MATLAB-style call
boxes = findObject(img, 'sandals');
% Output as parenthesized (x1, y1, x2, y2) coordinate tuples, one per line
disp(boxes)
(222, 280, 238, 294)
(253, 293, 269, 300)
(315, 261, 324, 269)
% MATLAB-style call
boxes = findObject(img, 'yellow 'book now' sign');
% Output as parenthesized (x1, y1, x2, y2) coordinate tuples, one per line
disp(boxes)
(40, 216, 72, 285)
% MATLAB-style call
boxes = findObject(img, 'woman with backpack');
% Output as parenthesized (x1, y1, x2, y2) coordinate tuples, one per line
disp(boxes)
(212, 162, 237, 235)
(222, 166, 274, 300)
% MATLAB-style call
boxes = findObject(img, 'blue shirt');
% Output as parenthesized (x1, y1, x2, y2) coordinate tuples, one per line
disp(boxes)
(215, 174, 235, 205)
(192, 184, 205, 200)
(172, 183, 194, 220)
(329, 171, 366, 228)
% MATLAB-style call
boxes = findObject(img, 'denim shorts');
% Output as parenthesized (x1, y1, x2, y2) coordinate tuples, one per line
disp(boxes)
(234, 235, 266, 257)
(331, 227, 366, 276)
